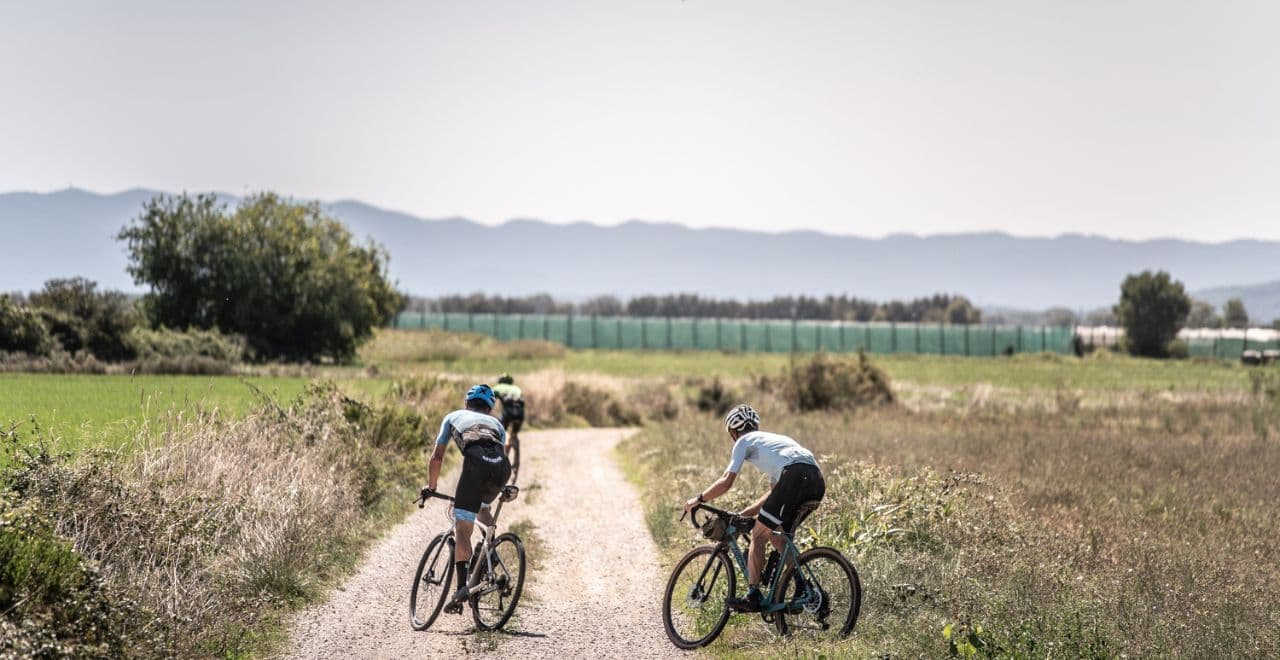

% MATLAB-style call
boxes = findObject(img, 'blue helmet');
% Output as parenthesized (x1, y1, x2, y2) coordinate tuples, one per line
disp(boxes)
(465, 384, 496, 409)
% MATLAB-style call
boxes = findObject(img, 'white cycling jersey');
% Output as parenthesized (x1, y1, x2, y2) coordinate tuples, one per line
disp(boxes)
(726, 431, 818, 483)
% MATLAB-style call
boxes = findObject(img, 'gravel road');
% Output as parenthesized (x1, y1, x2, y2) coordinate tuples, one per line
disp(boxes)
(280, 428, 681, 659)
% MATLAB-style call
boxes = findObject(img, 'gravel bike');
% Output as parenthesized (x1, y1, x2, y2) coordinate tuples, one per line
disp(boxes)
(408, 484, 526, 632)
(661, 501, 861, 649)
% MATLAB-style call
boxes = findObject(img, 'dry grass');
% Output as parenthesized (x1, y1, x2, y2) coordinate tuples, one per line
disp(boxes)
(623, 366, 1280, 657)
(2, 383, 432, 657)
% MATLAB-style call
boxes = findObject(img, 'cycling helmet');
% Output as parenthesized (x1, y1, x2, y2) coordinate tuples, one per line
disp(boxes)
(498, 373, 514, 385)
(724, 404, 760, 433)
(465, 384, 496, 409)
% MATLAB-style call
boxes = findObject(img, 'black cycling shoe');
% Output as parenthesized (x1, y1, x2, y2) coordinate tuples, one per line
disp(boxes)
(443, 586, 469, 614)
(728, 588, 763, 613)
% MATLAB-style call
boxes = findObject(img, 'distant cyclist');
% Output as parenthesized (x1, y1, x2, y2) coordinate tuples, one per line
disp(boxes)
(426, 384, 512, 613)
(492, 373, 525, 465)
(683, 404, 825, 613)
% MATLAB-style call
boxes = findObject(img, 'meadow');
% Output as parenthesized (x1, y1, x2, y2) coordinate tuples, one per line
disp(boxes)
(0, 373, 390, 464)
(3, 328, 1276, 657)
(621, 357, 1280, 657)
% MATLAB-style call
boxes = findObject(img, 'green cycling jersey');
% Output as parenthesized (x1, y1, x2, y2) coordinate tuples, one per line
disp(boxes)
(492, 382, 523, 402)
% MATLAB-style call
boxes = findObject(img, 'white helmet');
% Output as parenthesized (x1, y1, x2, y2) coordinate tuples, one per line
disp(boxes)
(724, 404, 760, 433)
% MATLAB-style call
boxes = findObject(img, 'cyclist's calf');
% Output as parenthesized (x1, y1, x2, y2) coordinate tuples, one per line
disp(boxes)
(747, 520, 788, 588)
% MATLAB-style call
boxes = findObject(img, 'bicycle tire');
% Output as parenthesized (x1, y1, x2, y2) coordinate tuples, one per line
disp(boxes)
(471, 532, 526, 631)
(409, 533, 455, 631)
(773, 546, 861, 639)
(662, 545, 735, 649)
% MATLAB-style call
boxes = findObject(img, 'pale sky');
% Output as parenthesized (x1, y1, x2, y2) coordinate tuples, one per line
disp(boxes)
(2, 1, 1278, 241)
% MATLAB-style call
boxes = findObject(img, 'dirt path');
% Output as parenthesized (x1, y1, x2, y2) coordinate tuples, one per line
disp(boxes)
(281, 428, 681, 659)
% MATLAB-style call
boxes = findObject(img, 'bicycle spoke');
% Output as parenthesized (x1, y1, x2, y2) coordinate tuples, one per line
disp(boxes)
(775, 547, 860, 639)
(471, 534, 525, 631)
(663, 546, 734, 648)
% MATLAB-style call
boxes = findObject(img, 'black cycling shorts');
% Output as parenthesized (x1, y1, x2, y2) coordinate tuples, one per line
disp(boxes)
(454, 442, 512, 521)
(757, 463, 826, 533)
(500, 400, 525, 431)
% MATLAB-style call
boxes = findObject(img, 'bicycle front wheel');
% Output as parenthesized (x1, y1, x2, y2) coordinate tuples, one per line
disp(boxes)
(471, 532, 526, 631)
(662, 545, 735, 649)
(409, 533, 455, 631)
(774, 546, 861, 639)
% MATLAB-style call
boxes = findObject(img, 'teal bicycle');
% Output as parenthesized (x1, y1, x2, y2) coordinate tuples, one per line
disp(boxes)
(661, 502, 861, 649)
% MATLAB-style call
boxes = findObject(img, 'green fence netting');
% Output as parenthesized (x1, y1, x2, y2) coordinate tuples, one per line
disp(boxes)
(391, 312, 1076, 357)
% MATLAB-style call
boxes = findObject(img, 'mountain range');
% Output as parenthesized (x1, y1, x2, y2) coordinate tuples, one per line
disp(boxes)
(2, 188, 1278, 319)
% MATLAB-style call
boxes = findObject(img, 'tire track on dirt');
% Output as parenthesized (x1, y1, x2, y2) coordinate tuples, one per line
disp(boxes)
(280, 428, 679, 659)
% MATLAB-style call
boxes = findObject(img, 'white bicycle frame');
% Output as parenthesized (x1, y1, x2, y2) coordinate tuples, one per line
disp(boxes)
(445, 486, 516, 594)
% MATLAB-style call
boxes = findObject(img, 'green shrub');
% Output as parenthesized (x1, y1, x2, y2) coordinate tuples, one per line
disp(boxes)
(693, 377, 736, 416)
(0, 500, 135, 658)
(126, 326, 245, 362)
(781, 351, 894, 412)
(0, 296, 53, 356)
(28, 277, 139, 362)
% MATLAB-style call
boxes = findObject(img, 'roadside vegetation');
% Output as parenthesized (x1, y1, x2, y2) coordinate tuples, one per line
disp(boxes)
(622, 355, 1280, 657)
(0, 378, 460, 658)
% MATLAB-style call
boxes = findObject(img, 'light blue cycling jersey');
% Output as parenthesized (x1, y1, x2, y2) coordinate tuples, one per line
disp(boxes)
(435, 409, 507, 450)
(726, 431, 818, 483)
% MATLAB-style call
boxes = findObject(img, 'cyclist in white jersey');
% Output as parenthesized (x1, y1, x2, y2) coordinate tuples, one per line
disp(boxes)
(683, 404, 826, 612)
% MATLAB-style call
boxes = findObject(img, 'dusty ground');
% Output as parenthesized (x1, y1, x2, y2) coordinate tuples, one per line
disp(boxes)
(280, 428, 681, 659)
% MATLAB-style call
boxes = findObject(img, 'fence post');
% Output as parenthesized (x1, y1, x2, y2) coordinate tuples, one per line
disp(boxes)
(940, 322, 946, 356)
(641, 318, 647, 349)
(1041, 326, 1047, 352)
(865, 324, 870, 353)
(1017, 326, 1023, 353)
(518, 315, 525, 339)
(543, 316, 549, 341)
(914, 323, 920, 353)
(666, 317, 672, 349)
(964, 324, 970, 356)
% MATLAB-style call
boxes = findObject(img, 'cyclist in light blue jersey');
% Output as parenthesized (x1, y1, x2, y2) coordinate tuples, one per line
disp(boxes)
(426, 384, 512, 613)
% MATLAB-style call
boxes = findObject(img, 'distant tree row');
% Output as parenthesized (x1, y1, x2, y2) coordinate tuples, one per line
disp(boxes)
(408, 292, 983, 324)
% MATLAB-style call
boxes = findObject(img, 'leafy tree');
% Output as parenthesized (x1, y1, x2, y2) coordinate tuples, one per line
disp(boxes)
(119, 193, 405, 362)
(0, 295, 54, 356)
(28, 277, 138, 360)
(941, 296, 982, 324)
(1186, 300, 1222, 329)
(1115, 271, 1191, 358)
(1222, 297, 1249, 328)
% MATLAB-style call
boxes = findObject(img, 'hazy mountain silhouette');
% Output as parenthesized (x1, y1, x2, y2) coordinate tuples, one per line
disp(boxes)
(1192, 281, 1280, 325)
(3, 188, 1278, 314)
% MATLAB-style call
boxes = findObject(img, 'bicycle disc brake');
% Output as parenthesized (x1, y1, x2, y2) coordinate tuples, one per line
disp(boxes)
(686, 583, 709, 606)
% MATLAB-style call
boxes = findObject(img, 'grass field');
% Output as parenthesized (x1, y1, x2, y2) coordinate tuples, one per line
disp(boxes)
(0, 373, 389, 462)
(361, 329, 1255, 393)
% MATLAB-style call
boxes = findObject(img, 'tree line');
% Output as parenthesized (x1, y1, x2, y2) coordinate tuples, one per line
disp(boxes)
(3, 193, 403, 365)
(409, 292, 984, 324)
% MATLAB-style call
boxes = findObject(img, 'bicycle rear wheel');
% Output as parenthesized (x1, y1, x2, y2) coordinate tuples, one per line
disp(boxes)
(409, 533, 454, 631)
(471, 532, 526, 631)
(508, 434, 521, 483)
(662, 545, 735, 649)
(774, 546, 861, 639)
